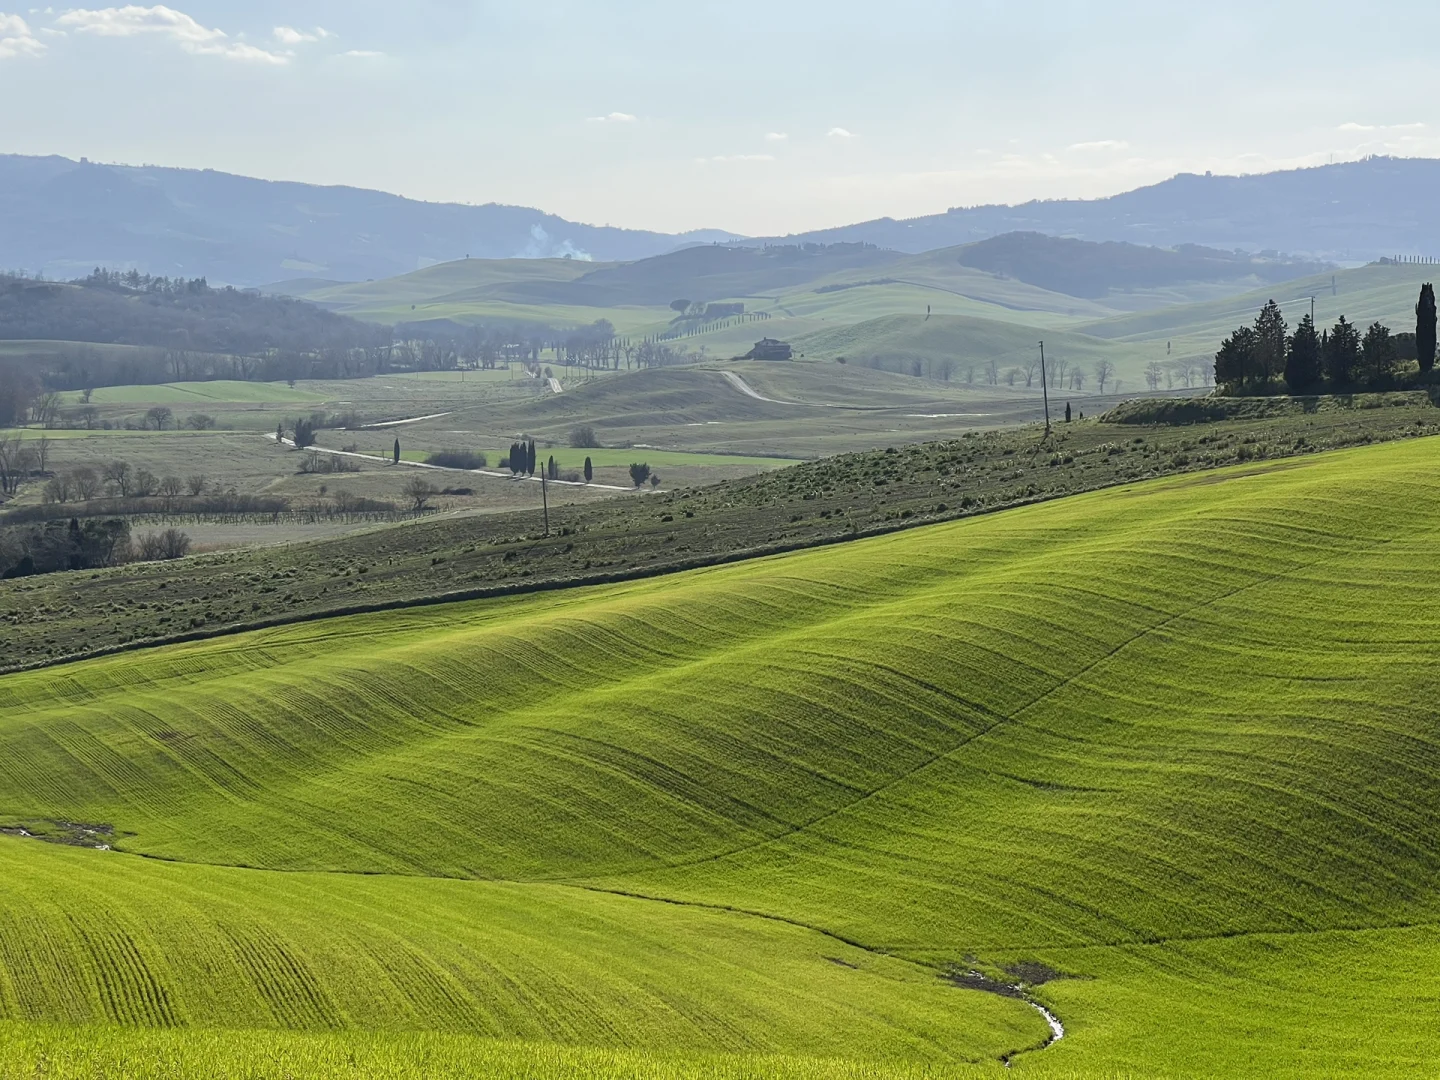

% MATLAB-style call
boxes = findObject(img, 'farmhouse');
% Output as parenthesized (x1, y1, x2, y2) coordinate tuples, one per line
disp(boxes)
(747, 337, 793, 361)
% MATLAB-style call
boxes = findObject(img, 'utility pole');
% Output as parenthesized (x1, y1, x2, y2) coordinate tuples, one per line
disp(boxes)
(541, 473, 549, 537)
(1038, 341, 1051, 437)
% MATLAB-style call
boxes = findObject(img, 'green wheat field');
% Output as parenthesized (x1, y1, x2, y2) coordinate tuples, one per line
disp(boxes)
(3, 435, 1440, 1077)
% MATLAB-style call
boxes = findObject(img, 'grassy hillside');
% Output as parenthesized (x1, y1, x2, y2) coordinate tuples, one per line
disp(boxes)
(2, 435, 1440, 1076)
(791, 312, 1159, 384)
(5, 392, 1436, 669)
(1080, 261, 1439, 357)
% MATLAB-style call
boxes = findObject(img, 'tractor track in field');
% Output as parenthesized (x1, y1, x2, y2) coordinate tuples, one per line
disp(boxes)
(6, 827, 1065, 1065)
(588, 516, 1415, 894)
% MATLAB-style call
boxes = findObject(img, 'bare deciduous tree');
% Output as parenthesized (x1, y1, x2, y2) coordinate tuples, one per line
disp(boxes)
(72, 467, 101, 500)
(401, 475, 437, 511)
(101, 460, 131, 497)
(1094, 359, 1115, 394)
(132, 468, 158, 498)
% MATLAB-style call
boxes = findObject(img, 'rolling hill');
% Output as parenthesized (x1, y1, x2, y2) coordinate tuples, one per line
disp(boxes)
(0, 154, 740, 286)
(763, 156, 1440, 262)
(2, 433, 1440, 1076)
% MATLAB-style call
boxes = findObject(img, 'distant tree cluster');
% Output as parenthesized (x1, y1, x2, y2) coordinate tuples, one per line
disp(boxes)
(0, 517, 132, 578)
(1215, 286, 1437, 393)
(0, 270, 387, 357)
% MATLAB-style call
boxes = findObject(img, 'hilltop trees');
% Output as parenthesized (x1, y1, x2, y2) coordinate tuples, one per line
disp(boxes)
(1218, 290, 1440, 393)
(1418, 283, 1436, 373)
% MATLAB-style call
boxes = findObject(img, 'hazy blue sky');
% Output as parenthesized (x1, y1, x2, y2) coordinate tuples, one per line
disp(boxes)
(3, 1, 1437, 235)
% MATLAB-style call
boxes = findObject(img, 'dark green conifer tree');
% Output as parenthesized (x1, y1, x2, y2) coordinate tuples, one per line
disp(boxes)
(1323, 316, 1360, 386)
(1417, 283, 1436, 374)
(1284, 314, 1322, 391)
(1253, 300, 1288, 382)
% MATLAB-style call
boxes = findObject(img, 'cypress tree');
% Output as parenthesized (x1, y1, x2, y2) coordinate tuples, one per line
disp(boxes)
(1214, 326, 1258, 388)
(1417, 283, 1436, 374)
(1323, 316, 1360, 386)
(584, 456, 593, 483)
(1253, 300, 1287, 383)
(393, 437, 400, 465)
(1284, 314, 1322, 392)
(527, 440, 537, 475)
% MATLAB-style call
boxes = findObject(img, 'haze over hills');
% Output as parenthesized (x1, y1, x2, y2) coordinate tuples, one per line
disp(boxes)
(756, 157, 1440, 263)
(1, 154, 1436, 289)
(0, 154, 741, 286)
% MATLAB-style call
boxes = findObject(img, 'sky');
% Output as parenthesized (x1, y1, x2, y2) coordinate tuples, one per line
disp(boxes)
(2, 1, 1438, 237)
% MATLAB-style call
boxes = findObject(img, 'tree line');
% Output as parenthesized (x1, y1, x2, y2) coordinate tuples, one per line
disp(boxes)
(1214, 285, 1436, 392)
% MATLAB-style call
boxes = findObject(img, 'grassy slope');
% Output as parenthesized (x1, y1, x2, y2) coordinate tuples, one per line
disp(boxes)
(302, 259, 616, 309)
(789, 313, 1159, 380)
(1079, 262, 1440, 356)
(5, 393, 1437, 669)
(2, 436, 1440, 1076)
(59, 380, 328, 406)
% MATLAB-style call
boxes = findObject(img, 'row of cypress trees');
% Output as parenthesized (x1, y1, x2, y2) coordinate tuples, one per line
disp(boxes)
(507, 440, 537, 476)
(1215, 284, 1437, 392)
(506, 438, 595, 483)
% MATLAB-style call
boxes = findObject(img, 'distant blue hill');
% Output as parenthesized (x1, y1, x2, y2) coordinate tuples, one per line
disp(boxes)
(752, 157, 1440, 264)
(0, 154, 741, 286)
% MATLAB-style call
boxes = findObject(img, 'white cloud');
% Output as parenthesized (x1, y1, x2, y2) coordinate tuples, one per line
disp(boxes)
(273, 25, 330, 45)
(697, 154, 774, 163)
(55, 5, 289, 63)
(1337, 121, 1425, 133)
(1068, 139, 1130, 152)
(587, 111, 636, 124)
(765, 131, 787, 141)
(827, 127, 858, 139)
(0, 12, 44, 56)
(342, 48, 383, 57)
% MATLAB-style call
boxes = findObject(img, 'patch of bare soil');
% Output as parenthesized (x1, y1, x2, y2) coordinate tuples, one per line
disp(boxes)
(0, 820, 115, 849)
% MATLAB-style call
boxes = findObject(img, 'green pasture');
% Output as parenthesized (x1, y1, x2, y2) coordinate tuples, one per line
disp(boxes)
(3, 435, 1440, 1075)
(0, 426, 211, 440)
(1079, 261, 1440, 358)
(298, 257, 616, 310)
(58, 380, 327, 406)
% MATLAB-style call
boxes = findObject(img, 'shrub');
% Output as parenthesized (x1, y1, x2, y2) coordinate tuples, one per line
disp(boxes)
(292, 418, 317, 449)
(425, 449, 487, 470)
(629, 462, 651, 488)
(570, 425, 601, 448)
(135, 528, 191, 562)
(298, 452, 358, 474)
